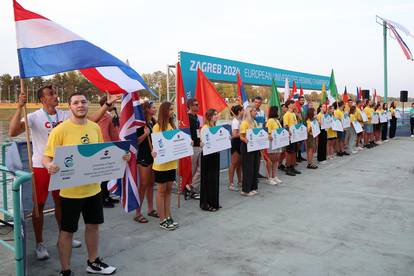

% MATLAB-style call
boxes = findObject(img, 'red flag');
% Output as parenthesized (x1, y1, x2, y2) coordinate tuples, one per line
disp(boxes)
(195, 68, 227, 116)
(289, 80, 297, 100)
(176, 62, 192, 190)
(342, 86, 349, 103)
(299, 85, 304, 97)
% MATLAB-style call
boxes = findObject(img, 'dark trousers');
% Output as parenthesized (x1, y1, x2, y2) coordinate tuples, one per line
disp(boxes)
(101, 181, 110, 200)
(200, 152, 220, 210)
(381, 122, 388, 140)
(411, 118, 414, 135)
(389, 117, 397, 138)
(241, 142, 259, 193)
(317, 129, 327, 162)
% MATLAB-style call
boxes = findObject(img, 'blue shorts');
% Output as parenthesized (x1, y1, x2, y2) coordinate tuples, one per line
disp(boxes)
(337, 131, 345, 140)
(363, 124, 373, 133)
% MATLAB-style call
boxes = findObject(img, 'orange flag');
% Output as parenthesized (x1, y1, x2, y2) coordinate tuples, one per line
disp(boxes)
(195, 68, 227, 116)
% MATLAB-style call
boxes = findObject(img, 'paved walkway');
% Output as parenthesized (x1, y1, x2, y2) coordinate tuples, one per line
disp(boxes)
(2, 138, 414, 276)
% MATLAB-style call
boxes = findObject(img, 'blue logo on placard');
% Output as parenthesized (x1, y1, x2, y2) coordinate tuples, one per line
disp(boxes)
(64, 155, 74, 168)
(158, 139, 164, 149)
(205, 133, 210, 142)
(104, 150, 109, 156)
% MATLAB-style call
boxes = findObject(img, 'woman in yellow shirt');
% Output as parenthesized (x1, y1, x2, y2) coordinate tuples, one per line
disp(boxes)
(283, 100, 301, 176)
(266, 106, 283, 185)
(306, 107, 318, 169)
(239, 105, 259, 196)
(317, 104, 328, 163)
(327, 106, 337, 160)
(152, 101, 178, 231)
(389, 101, 397, 138)
(200, 109, 221, 212)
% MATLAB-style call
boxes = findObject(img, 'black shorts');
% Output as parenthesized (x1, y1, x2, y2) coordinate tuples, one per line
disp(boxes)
(154, 169, 176, 183)
(231, 138, 241, 154)
(373, 124, 381, 131)
(286, 142, 296, 153)
(60, 192, 104, 233)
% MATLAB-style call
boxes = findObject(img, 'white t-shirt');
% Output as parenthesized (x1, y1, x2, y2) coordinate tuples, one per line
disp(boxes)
(23, 108, 71, 167)
(231, 118, 240, 130)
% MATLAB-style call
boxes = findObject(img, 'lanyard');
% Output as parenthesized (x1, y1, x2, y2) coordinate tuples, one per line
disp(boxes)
(44, 109, 59, 128)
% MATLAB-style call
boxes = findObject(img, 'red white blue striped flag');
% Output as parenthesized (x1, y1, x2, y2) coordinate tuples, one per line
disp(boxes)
(386, 21, 413, 61)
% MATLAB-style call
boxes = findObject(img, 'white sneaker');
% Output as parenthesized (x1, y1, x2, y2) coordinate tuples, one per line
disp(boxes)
(251, 190, 258, 195)
(72, 239, 82, 248)
(384, 139, 389, 142)
(266, 179, 277, 185)
(357, 147, 364, 150)
(240, 191, 253, 197)
(352, 150, 358, 154)
(228, 184, 239, 191)
(319, 160, 327, 164)
(35, 243, 49, 260)
(272, 177, 283, 184)
(86, 257, 117, 275)
(411, 135, 414, 138)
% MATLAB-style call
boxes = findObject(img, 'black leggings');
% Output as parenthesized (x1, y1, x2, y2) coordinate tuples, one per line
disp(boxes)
(389, 117, 397, 138)
(317, 129, 327, 162)
(411, 118, 414, 135)
(241, 142, 259, 193)
(381, 122, 388, 140)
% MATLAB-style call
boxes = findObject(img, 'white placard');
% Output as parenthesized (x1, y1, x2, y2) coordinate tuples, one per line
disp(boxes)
(49, 141, 130, 191)
(342, 113, 351, 129)
(321, 114, 333, 130)
(247, 128, 269, 152)
(311, 119, 321, 138)
(371, 112, 379, 124)
(290, 123, 308, 143)
(152, 129, 194, 164)
(360, 111, 368, 122)
(353, 121, 364, 134)
(332, 117, 344, 132)
(271, 128, 290, 149)
(201, 125, 231, 155)
(379, 112, 388, 123)
(387, 111, 392, 120)
(395, 110, 402, 119)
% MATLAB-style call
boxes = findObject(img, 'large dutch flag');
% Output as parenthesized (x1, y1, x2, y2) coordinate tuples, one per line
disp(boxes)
(13, 0, 155, 95)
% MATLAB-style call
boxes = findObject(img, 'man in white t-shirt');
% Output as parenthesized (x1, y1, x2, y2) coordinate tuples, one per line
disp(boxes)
(9, 85, 118, 260)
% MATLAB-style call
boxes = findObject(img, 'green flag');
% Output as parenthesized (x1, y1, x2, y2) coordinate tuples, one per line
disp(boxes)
(329, 69, 338, 99)
(270, 78, 282, 111)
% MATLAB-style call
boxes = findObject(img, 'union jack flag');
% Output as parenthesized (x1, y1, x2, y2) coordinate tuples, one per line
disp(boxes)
(108, 91, 145, 212)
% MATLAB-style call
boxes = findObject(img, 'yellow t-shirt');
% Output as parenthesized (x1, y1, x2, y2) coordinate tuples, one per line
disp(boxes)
(44, 120, 103, 199)
(350, 114, 356, 123)
(306, 119, 313, 134)
(152, 123, 178, 172)
(355, 107, 364, 125)
(327, 127, 337, 139)
(390, 107, 395, 116)
(317, 112, 324, 125)
(283, 111, 297, 128)
(344, 103, 350, 113)
(266, 118, 281, 134)
(334, 109, 344, 120)
(240, 120, 257, 134)
(364, 107, 373, 124)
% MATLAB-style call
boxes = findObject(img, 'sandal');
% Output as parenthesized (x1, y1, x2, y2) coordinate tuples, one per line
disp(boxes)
(147, 210, 159, 218)
(133, 214, 148, 223)
(207, 206, 218, 212)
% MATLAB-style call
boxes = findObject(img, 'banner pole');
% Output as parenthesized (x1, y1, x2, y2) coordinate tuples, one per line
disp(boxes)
(20, 78, 39, 218)
(383, 21, 388, 104)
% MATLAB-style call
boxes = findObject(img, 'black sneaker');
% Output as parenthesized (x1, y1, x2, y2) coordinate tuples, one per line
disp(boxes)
(167, 217, 179, 228)
(337, 152, 343, 157)
(103, 198, 115, 208)
(59, 270, 74, 276)
(160, 219, 176, 231)
(292, 167, 301, 174)
(86, 257, 117, 275)
(342, 152, 350, 156)
(278, 164, 286, 171)
(257, 173, 266, 179)
(285, 167, 296, 176)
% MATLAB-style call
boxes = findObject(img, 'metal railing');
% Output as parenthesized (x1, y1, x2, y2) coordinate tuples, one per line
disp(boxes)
(0, 164, 32, 276)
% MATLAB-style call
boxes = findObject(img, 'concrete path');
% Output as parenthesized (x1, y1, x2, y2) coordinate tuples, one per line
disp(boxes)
(2, 137, 414, 276)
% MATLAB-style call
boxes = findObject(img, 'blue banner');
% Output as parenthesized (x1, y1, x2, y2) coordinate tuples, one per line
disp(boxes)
(179, 51, 330, 98)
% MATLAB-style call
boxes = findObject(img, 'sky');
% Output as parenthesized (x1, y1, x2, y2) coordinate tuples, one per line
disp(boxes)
(1, 0, 413, 97)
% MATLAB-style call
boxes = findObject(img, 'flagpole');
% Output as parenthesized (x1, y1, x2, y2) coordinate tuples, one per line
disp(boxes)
(383, 21, 388, 104)
(20, 78, 40, 218)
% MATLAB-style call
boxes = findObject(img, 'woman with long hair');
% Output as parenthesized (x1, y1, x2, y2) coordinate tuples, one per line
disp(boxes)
(373, 103, 382, 144)
(200, 109, 221, 211)
(152, 102, 178, 231)
(317, 104, 328, 163)
(389, 101, 397, 139)
(239, 105, 259, 196)
(381, 102, 389, 142)
(228, 105, 243, 191)
(134, 101, 158, 223)
(266, 106, 283, 184)
(306, 107, 318, 169)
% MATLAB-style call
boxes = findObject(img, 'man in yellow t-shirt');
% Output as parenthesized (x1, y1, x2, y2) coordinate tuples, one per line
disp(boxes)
(363, 100, 375, 148)
(43, 92, 127, 276)
(282, 100, 300, 176)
